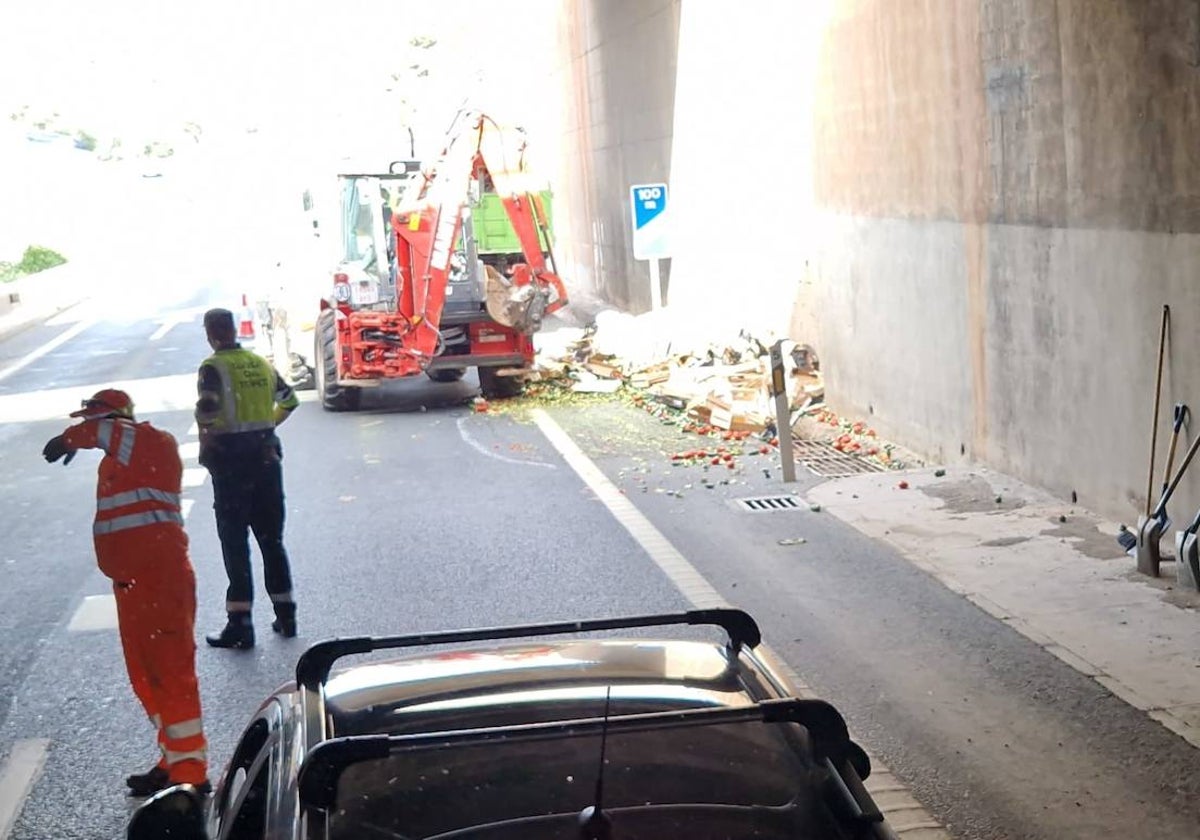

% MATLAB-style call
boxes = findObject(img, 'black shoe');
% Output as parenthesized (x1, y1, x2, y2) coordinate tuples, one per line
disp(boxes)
(206, 616, 255, 649)
(271, 617, 297, 638)
(127, 774, 212, 798)
(126, 765, 168, 792)
(127, 767, 172, 798)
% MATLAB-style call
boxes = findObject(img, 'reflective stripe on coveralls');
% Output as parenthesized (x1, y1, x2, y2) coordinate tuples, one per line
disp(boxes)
(165, 718, 204, 740)
(94, 509, 185, 535)
(97, 487, 182, 511)
(97, 419, 136, 465)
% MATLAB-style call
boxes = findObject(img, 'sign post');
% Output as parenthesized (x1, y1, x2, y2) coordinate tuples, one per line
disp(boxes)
(630, 183, 670, 310)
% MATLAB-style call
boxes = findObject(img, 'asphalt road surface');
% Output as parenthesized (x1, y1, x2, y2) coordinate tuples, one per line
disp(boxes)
(1, 298, 1198, 840)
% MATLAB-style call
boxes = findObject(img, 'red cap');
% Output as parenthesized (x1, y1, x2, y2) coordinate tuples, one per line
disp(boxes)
(71, 389, 135, 420)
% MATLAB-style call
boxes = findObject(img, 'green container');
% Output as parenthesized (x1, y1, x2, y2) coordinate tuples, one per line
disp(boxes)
(472, 191, 553, 254)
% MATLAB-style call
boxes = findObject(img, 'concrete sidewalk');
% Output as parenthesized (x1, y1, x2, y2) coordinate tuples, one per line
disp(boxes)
(808, 466, 1200, 750)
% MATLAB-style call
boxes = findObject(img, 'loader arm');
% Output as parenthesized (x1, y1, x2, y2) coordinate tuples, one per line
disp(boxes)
(392, 113, 567, 353)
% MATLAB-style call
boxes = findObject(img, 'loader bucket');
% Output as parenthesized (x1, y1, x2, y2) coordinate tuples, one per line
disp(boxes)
(484, 264, 547, 335)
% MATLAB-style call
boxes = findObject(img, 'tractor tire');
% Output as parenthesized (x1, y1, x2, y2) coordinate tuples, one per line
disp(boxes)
(315, 311, 361, 412)
(478, 366, 525, 399)
(426, 368, 467, 384)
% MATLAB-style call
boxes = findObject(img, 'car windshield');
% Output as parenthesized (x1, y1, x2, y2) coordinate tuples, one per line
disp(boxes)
(326, 692, 835, 839)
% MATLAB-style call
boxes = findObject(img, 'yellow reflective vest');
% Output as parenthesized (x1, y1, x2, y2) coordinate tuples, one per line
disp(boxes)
(196, 347, 298, 435)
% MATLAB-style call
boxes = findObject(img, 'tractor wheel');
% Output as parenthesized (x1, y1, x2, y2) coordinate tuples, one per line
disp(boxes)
(478, 366, 525, 399)
(426, 368, 467, 384)
(315, 310, 361, 412)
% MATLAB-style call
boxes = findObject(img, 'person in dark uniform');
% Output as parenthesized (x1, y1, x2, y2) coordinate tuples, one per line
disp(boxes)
(196, 308, 300, 649)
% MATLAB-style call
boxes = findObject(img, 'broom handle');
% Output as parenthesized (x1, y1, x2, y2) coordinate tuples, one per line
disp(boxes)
(1162, 409, 1184, 491)
(1152, 425, 1200, 521)
(1146, 305, 1170, 517)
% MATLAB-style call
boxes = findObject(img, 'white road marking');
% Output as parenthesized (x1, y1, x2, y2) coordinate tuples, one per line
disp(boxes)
(178, 441, 200, 461)
(67, 594, 118, 632)
(181, 499, 195, 520)
(530, 408, 952, 838)
(0, 319, 95, 384)
(0, 374, 196, 425)
(530, 410, 720, 606)
(0, 738, 50, 839)
(149, 320, 177, 341)
(456, 416, 556, 470)
(182, 468, 208, 488)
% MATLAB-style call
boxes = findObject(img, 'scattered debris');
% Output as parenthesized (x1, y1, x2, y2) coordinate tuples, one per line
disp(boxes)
(520, 319, 914, 474)
(778, 537, 807, 546)
(898, 480, 909, 490)
(934, 468, 946, 477)
(808, 503, 822, 513)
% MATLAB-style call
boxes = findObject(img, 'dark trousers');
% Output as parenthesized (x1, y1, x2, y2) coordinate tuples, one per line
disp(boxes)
(211, 459, 294, 615)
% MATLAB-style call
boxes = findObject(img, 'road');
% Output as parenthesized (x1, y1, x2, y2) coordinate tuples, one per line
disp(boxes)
(1, 298, 1199, 840)
(5, 103, 1199, 840)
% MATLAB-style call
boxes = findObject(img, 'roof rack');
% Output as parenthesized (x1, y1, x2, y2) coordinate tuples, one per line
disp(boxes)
(296, 608, 761, 692)
(297, 696, 879, 827)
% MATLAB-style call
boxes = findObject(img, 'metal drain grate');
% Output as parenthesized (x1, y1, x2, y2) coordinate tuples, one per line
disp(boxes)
(734, 496, 803, 512)
(792, 440, 884, 478)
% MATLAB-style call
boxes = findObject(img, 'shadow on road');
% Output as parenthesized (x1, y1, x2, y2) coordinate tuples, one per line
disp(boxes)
(327, 373, 480, 416)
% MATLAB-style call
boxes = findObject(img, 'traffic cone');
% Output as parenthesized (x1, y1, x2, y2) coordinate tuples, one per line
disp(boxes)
(238, 294, 256, 341)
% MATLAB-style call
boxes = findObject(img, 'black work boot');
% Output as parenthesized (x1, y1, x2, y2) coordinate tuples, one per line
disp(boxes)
(206, 613, 254, 649)
(126, 765, 168, 793)
(126, 766, 170, 797)
(271, 603, 297, 638)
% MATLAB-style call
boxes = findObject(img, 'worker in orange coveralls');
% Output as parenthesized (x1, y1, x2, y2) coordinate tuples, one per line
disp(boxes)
(42, 389, 210, 798)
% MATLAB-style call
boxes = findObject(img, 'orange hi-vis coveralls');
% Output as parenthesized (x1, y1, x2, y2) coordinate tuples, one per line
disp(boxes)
(63, 417, 208, 786)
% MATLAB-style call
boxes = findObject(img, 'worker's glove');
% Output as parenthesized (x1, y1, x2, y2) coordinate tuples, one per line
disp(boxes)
(42, 435, 77, 466)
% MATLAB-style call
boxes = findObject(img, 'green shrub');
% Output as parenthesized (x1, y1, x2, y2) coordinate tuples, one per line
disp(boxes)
(0, 261, 18, 283)
(20, 245, 66, 274)
(17, 245, 67, 277)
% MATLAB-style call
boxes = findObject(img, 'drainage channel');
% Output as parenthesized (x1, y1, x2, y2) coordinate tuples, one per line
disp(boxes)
(792, 440, 883, 478)
(733, 495, 805, 513)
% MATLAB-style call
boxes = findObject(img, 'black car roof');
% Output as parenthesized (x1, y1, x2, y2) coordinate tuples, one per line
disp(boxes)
(323, 638, 747, 736)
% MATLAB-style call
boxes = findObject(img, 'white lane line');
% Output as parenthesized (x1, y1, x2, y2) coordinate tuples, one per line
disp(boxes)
(530, 409, 952, 839)
(456, 417, 557, 470)
(0, 319, 95, 384)
(0, 739, 50, 839)
(67, 594, 118, 632)
(531, 410, 723, 606)
(182, 468, 207, 488)
(181, 499, 195, 520)
(178, 441, 200, 461)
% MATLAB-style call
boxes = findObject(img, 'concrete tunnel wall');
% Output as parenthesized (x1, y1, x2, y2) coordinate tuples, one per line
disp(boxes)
(545, 0, 681, 314)
(547, 0, 1200, 525)
(810, 0, 1200, 525)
